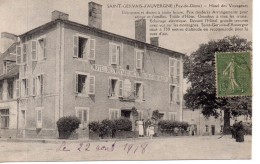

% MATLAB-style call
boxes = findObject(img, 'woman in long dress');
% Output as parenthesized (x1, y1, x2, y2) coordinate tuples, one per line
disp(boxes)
(137, 120, 144, 137)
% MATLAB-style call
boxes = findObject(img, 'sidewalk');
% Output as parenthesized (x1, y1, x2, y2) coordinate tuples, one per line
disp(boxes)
(0, 134, 208, 144)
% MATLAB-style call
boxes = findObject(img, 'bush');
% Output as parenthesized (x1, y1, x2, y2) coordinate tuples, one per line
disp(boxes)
(88, 118, 133, 139)
(99, 119, 115, 138)
(89, 121, 101, 133)
(57, 116, 81, 139)
(114, 118, 132, 131)
(158, 120, 189, 135)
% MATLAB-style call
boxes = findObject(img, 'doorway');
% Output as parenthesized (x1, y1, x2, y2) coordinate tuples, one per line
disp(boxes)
(211, 125, 215, 135)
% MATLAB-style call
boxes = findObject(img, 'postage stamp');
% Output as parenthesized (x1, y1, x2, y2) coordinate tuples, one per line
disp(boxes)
(215, 52, 252, 97)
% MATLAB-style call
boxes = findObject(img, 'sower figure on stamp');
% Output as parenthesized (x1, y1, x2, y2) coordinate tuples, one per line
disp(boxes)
(223, 58, 239, 91)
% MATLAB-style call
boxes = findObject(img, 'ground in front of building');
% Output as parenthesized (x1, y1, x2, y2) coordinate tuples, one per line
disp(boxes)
(0, 135, 251, 161)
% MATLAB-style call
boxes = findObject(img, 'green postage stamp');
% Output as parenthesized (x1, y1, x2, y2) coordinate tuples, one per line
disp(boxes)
(215, 52, 252, 97)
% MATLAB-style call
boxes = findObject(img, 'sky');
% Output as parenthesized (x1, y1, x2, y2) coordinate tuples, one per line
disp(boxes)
(0, 0, 252, 55)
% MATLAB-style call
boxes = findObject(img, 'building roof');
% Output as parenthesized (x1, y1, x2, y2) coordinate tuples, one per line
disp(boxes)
(0, 42, 19, 80)
(19, 19, 185, 58)
(0, 42, 17, 61)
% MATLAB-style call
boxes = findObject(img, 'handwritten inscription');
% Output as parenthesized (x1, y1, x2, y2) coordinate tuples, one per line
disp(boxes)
(56, 141, 149, 154)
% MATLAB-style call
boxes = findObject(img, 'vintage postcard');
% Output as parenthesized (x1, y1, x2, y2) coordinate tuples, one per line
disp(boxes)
(0, 0, 252, 161)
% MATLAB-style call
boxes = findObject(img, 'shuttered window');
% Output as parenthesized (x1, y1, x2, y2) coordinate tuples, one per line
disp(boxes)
(31, 40, 37, 61)
(169, 58, 175, 77)
(22, 44, 27, 64)
(109, 109, 120, 120)
(109, 43, 121, 66)
(88, 75, 95, 94)
(136, 50, 144, 70)
(88, 39, 95, 60)
(75, 72, 95, 95)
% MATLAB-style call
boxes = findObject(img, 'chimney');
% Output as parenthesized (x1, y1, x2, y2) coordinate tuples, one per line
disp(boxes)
(0, 32, 18, 53)
(135, 19, 146, 42)
(150, 37, 159, 46)
(88, 2, 102, 29)
(52, 10, 69, 21)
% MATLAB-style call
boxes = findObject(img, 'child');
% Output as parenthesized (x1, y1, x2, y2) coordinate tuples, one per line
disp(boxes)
(147, 125, 155, 139)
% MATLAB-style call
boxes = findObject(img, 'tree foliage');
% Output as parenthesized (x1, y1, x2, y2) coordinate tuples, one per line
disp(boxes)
(184, 36, 252, 119)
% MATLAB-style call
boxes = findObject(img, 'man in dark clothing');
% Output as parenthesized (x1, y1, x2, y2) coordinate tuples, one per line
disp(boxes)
(236, 121, 245, 142)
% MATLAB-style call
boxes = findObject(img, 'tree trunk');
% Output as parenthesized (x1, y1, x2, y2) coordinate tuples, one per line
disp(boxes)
(223, 109, 231, 135)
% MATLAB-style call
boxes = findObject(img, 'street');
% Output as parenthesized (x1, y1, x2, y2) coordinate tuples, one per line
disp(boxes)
(0, 135, 251, 161)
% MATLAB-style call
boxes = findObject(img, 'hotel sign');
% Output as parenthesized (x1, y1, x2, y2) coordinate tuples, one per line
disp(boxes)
(91, 64, 169, 82)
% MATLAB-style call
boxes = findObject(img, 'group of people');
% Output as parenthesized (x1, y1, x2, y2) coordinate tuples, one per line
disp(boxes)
(136, 119, 155, 138)
(231, 121, 245, 142)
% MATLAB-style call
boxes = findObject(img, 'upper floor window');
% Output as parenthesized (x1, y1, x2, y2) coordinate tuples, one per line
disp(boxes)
(135, 49, 144, 70)
(7, 79, 14, 99)
(33, 74, 44, 96)
(31, 37, 47, 62)
(109, 42, 121, 66)
(134, 81, 144, 101)
(21, 78, 29, 97)
(73, 35, 95, 60)
(75, 72, 95, 96)
(169, 85, 175, 103)
(108, 77, 123, 98)
(169, 57, 181, 83)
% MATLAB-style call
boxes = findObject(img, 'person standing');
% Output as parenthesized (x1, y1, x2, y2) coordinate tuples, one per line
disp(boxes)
(137, 119, 144, 137)
(144, 119, 151, 136)
(236, 121, 245, 142)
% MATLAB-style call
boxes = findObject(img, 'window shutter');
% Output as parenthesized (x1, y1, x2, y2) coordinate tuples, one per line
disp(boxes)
(83, 110, 87, 122)
(108, 79, 111, 96)
(134, 83, 137, 97)
(22, 44, 27, 64)
(88, 75, 95, 94)
(136, 51, 143, 69)
(16, 46, 22, 65)
(78, 110, 82, 122)
(176, 86, 180, 102)
(119, 80, 123, 97)
(43, 38, 47, 59)
(117, 45, 122, 65)
(16, 80, 20, 98)
(110, 44, 117, 65)
(142, 83, 145, 100)
(32, 77, 36, 96)
(73, 36, 79, 58)
(26, 79, 29, 96)
(31, 41, 37, 61)
(115, 110, 118, 119)
(36, 109, 42, 128)
(75, 73, 78, 93)
(89, 39, 95, 60)
(40, 75, 44, 95)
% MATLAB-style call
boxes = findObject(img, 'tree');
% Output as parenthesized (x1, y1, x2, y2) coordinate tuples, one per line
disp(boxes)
(184, 36, 252, 134)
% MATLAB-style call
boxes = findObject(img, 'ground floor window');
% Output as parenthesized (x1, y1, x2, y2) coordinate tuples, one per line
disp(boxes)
(169, 112, 177, 121)
(35, 107, 43, 129)
(109, 108, 120, 120)
(0, 109, 9, 129)
(76, 107, 89, 128)
(205, 125, 209, 132)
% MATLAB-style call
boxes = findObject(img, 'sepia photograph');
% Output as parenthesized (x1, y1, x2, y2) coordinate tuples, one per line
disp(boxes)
(0, 0, 253, 161)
